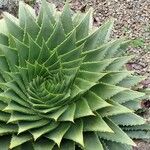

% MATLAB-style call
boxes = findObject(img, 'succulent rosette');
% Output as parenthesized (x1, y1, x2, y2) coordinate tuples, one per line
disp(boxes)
(0, 1, 149, 150)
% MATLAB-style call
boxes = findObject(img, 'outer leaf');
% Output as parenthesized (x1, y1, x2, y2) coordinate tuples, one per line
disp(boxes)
(104, 140, 132, 150)
(61, 2, 73, 34)
(9, 134, 32, 149)
(98, 118, 136, 146)
(84, 132, 104, 150)
(83, 115, 113, 132)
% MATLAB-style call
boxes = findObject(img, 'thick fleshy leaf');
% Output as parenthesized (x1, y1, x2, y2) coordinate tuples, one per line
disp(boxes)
(3, 12, 24, 41)
(0, 122, 17, 134)
(60, 140, 75, 150)
(75, 97, 94, 118)
(46, 20, 65, 50)
(104, 140, 132, 150)
(84, 132, 104, 150)
(61, 3, 73, 34)
(9, 134, 32, 149)
(30, 122, 59, 140)
(19, 2, 40, 40)
(76, 8, 93, 41)
(98, 100, 133, 117)
(110, 113, 145, 126)
(64, 119, 84, 147)
(0, 19, 8, 35)
(33, 138, 55, 150)
(18, 120, 49, 134)
(98, 118, 136, 146)
(126, 131, 150, 139)
(84, 91, 111, 111)
(59, 103, 76, 122)
(83, 115, 113, 132)
(0, 44, 18, 71)
(46, 122, 71, 146)
(78, 19, 114, 51)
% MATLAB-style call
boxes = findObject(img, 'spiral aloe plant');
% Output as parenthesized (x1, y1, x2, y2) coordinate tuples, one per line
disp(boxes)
(0, 1, 149, 150)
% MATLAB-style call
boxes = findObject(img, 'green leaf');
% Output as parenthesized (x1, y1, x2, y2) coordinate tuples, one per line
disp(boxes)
(46, 20, 65, 50)
(12, 36, 29, 67)
(30, 122, 59, 140)
(0, 135, 11, 150)
(61, 2, 73, 34)
(83, 115, 113, 132)
(0, 56, 9, 72)
(0, 19, 8, 35)
(37, 0, 55, 26)
(84, 91, 111, 111)
(77, 71, 106, 82)
(126, 131, 150, 139)
(91, 83, 125, 100)
(46, 122, 70, 146)
(3, 12, 24, 41)
(98, 118, 136, 146)
(80, 59, 115, 73)
(98, 100, 133, 117)
(76, 8, 93, 41)
(123, 100, 141, 110)
(118, 75, 145, 88)
(104, 140, 132, 150)
(106, 56, 133, 71)
(37, 40, 51, 63)
(36, 15, 53, 46)
(33, 138, 55, 150)
(110, 113, 145, 126)
(0, 111, 10, 122)
(100, 71, 131, 85)
(112, 90, 145, 103)
(60, 44, 82, 62)
(0, 33, 8, 45)
(13, 141, 34, 150)
(28, 35, 41, 63)
(82, 43, 108, 62)
(60, 140, 75, 150)
(19, 1, 40, 40)
(0, 122, 17, 134)
(75, 97, 94, 118)
(78, 19, 114, 51)
(84, 132, 104, 150)
(0, 44, 18, 71)
(56, 30, 76, 56)
(104, 38, 126, 58)
(59, 103, 76, 122)
(9, 134, 32, 149)
(4, 101, 35, 115)
(18, 120, 49, 134)
(47, 106, 68, 121)
(8, 112, 41, 123)
(122, 124, 150, 131)
(64, 119, 84, 147)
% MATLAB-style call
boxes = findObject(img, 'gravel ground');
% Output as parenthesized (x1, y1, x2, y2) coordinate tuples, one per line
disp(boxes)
(0, 0, 150, 149)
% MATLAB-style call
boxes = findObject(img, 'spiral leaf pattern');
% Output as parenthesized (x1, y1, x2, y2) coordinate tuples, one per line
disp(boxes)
(0, 1, 149, 150)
